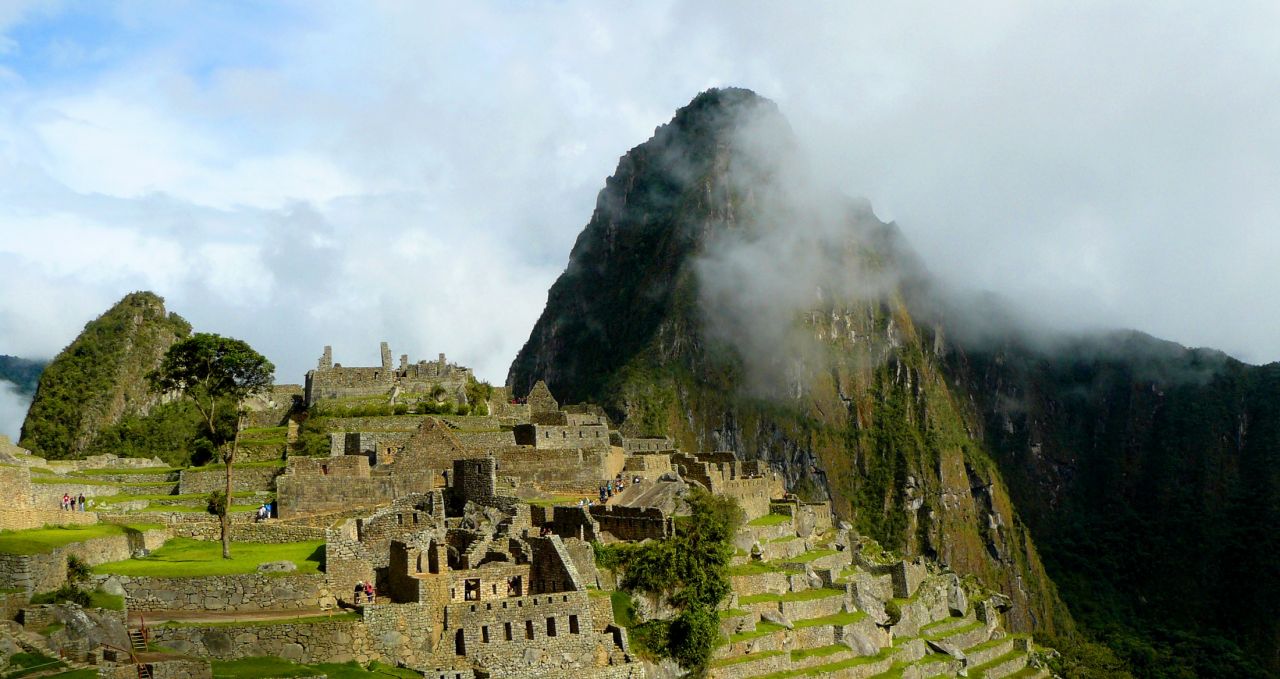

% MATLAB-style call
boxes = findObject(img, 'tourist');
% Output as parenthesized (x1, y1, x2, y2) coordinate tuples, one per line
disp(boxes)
(77, 494, 86, 511)
(353, 582, 364, 604)
(368, 582, 377, 602)
(61, 493, 70, 511)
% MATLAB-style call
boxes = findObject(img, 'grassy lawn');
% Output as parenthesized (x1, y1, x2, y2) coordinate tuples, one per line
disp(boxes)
(3, 651, 65, 678)
(0, 524, 159, 555)
(610, 590, 637, 627)
(793, 610, 867, 628)
(748, 513, 793, 527)
(739, 588, 845, 605)
(92, 538, 324, 577)
(73, 467, 178, 476)
(211, 657, 420, 679)
(160, 612, 359, 628)
(728, 620, 786, 643)
(786, 549, 840, 564)
(187, 460, 286, 472)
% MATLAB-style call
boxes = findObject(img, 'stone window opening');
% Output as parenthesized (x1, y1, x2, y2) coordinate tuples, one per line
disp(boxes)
(507, 576, 523, 597)
(504, 622, 513, 641)
(492, 583, 498, 595)
(569, 615, 579, 634)
(454, 629, 465, 655)
(464, 578, 480, 601)
(525, 620, 534, 640)
(481, 626, 490, 643)
(546, 617, 557, 637)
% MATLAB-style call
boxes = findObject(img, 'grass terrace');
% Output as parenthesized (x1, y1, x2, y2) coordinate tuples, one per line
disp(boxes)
(210, 657, 421, 679)
(0, 524, 159, 555)
(747, 513, 793, 527)
(728, 620, 787, 643)
(158, 612, 360, 628)
(92, 538, 324, 577)
(792, 610, 867, 629)
(710, 649, 784, 668)
(72, 467, 179, 476)
(738, 588, 845, 605)
(187, 459, 287, 472)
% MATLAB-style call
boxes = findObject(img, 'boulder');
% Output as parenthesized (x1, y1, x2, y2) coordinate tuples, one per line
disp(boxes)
(761, 609, 793, 630)
(947, 579, 969, 617)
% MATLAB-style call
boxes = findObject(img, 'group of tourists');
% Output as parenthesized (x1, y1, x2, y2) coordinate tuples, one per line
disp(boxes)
(353, 580, 376, 604)
(254, 501, 275, 522)
(60, 493, 86, 511)
(597, 474, 642, 503)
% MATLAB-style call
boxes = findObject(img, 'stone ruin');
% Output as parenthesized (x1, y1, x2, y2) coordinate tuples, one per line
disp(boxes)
(304, 341, 474, 408)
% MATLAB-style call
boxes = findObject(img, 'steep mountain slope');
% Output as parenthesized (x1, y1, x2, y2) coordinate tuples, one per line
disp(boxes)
(948, 330, 1279, 675)
(509, 88, 1071, 635)
(20, 291, 192, 458)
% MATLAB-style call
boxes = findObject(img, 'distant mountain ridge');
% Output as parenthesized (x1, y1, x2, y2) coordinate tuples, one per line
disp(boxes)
(0, 355, 46, 394)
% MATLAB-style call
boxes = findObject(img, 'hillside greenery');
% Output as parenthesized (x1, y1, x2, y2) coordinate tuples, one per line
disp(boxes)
(596, 489, 743, 676)
(956, 333, 1280, 677)
(20, 291, 191, 459)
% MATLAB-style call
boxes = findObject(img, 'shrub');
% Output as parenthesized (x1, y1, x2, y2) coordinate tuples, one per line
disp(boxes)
(66, 555, 90, 584)
(207, 490, 228, 517)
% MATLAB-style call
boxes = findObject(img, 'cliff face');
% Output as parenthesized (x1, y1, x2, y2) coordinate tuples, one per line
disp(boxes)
(508, 88, 1071, 634)
(20, 291, 191, 458)
(947, 331, 1280, 672)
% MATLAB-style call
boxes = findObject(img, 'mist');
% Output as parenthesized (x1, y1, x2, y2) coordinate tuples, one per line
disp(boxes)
(0, 381, 30, 441)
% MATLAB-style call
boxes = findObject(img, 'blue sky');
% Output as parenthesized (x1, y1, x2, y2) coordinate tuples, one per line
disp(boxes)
(1, 2, 1279, 439)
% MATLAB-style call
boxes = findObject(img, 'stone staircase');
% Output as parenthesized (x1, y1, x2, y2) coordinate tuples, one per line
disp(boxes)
(1, 620, 96, 677)
(708, 517, 1050, 679)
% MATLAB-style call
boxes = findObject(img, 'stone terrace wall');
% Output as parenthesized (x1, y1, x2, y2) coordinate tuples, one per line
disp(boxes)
(0, 508, 99, 532)
(97, 573, 327, 612)
(0, 528, 168, 595)
(170, 522, 326, 543)
(492, 447, 620, 493)
(150, 617, 373, 664)
(589, 505, 670, 542)
(179, 466, 282, 494)
(1, 465, 33, 509)
(455, 431, 517, 450)
(277, 471, 438, 518)
(28, 481, 124, 507)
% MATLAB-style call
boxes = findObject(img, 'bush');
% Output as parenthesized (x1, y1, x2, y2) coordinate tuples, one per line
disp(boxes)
(66, 555, 90, 584)
(207, 490, 228, 517)
(393, 403, 409, 415)
(31, 584, 90, 608)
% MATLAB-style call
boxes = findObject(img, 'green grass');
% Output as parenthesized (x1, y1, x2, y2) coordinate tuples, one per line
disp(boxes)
(748, 513, 793, 527)
(89, 589, 125, 610)
(718, 608, 749, 618)
(41, 670, 98, 679)
(968, 649, 1026, 678)
(786, 549, 839, 564)
(210, 657, 419, 679)
(792, 610, 867, 629)
(92, 538, 324, 577)
(610, 590, 636, 627)
(924, 620, 982, 642)
(918, 615, 965, 634)
(710, 649, 783, 668)
(160, 612, 359, 628)
(0, 524, 159, 555)
(728, 621, 786, 643)
(3, 651, 65, 679)
(187, 459, 286, 471)
(73, 467, 178, 476)
(738, 588, 845, 605)
(792, 644, 849, 661)
(728, 560, 791, 577)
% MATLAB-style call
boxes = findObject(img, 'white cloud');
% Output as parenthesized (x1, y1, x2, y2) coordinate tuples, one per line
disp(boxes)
(0, 381, 30, 441)
(0, 0, 1276, 400)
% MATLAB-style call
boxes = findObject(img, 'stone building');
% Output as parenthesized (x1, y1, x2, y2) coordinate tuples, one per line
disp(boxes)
(304, 342, 474, 407)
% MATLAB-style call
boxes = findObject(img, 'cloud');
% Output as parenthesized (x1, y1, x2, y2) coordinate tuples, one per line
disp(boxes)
(0, 1, 1276, 404)
(0, 380, 30, 441)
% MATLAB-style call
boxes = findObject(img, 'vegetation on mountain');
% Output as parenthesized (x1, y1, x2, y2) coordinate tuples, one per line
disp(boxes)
(951, 331, 1280, 677)
(596, 489, 743, 676)
(20, 291, 191, 458)
(0, 355, 46, 395)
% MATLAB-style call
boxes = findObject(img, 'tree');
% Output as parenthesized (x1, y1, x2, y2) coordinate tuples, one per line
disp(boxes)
(597, 489, 743, 676)
(151, 333, 274, 558)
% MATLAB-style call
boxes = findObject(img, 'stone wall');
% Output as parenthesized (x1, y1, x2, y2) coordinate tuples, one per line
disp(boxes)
(589, 504, 670, 542)
(150, 617, 373, 664)
(0, 527, 168, 595)
(178, 466, 282, 494)
(170, 522, 326, 544)
(492, 447, 622, 493)
(0, 507, 99, 532)
(1, 465, 33, 509)
(513, 424, 610, 451)
(28, 480, 124, 508)
(455, 431, 517, 450)
(97, 573, 328, 612)
(278, 471, 441, 519)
